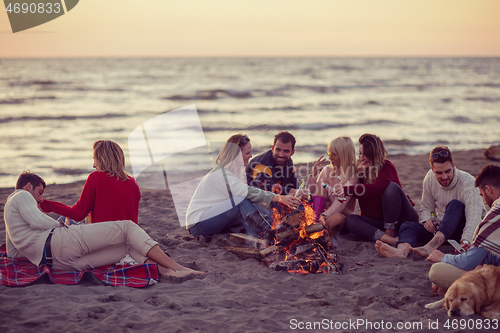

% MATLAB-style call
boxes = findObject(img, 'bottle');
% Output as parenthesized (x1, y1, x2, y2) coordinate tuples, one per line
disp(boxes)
(295, 179, 306, 198)
(321, 182, 346, 203)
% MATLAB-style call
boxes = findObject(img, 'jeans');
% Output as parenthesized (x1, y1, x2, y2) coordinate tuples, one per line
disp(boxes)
(344, 182, 419, 241)
(398, 199, 466, 246)
(189, 198, 258, 237)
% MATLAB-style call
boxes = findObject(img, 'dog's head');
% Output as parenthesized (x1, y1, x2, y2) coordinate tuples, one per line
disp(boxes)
(445, 280, 486, 317)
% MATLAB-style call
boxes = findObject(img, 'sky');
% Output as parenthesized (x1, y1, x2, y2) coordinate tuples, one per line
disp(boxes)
(1, 0, 500, 58)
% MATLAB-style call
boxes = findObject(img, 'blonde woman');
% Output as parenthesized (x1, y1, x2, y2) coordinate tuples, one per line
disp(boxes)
(310, 137, 358, 235)
(186, 134, 299, 238)
(40, 140, 141, 224)
(338, 133, 418, 244)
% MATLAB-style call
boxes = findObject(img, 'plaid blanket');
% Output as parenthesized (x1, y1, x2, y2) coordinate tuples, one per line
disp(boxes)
(0, 244, 159, 287)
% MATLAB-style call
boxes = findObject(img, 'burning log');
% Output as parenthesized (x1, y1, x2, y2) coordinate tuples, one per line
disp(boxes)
(222, 204, 341, 274)
(269, 259, 321, 273)
(260, 245, 279, 257)
(275, 222, 324, 243)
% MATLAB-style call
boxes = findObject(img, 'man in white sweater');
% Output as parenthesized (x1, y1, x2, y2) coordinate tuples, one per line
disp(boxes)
(376, 146, 486, 258)
(4, 171, 204, 276)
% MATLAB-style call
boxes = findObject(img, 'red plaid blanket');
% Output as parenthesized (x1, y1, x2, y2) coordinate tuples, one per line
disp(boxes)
(0, 244, 159, 287)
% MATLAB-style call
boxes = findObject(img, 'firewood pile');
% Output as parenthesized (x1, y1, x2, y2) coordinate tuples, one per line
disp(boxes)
(224, 206, 341, 274)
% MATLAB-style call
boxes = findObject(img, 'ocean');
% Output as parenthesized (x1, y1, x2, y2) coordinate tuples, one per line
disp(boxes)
(0, 57, 499, 188)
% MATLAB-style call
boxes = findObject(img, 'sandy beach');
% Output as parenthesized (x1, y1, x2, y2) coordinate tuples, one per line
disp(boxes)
(1, 148, 499, 333)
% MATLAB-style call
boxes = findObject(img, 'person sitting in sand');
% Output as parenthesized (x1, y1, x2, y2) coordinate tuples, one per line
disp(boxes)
(427, 164, 500, 294)
(4, 171, 203, 278)
(336, 133, 418, 245)
(310, 137, 358, 235)
(40, 140, 141, 224)
(186, 134, 299, 239)
(375, 146, 486, 259)
(246, 131, 300, 196)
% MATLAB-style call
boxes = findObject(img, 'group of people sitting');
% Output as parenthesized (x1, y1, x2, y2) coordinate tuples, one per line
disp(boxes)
(4, 140, 204, 278)
(4, 132, 500, 295)
(185, 131, 499, 294)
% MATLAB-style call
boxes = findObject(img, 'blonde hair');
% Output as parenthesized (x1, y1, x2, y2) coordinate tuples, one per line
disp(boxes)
(215, 134, 250, 166)
(93, 140, 129, 181)
(358, 133, 388, 184)
(327, 137, 356, 184)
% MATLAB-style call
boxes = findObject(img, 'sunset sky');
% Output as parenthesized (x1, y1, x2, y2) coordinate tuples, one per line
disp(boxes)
(1, 0, 500, 58)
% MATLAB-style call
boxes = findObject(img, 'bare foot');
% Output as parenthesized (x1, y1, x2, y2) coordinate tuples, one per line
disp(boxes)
(375, 240, 406, 258)
(431, 283, 447, 296)
(158, 265, 205, 277)
(411, 245, 432, 257)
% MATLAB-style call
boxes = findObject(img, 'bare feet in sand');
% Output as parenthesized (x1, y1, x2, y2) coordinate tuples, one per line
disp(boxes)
(410, 245, 432, 257)
(375, 240, 407, 258)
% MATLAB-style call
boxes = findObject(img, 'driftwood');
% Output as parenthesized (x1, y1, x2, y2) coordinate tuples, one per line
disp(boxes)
(229, 233, 267, 246)
(275, 223, 324, 243)
(269, 259, 321, 273)
(223, 216, 340, 274)
(223, 246, 263, 259)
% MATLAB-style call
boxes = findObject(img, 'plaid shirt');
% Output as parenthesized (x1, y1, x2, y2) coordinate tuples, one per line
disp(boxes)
(0, 244, 158, 287)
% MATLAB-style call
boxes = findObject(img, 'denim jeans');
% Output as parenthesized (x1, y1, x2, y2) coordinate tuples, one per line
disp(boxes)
(189, 198, 258, 237)
(344, 182, 418, 241)
(398, 199, 466, 246)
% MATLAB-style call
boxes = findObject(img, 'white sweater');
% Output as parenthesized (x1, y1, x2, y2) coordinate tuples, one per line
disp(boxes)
(4, 190, 61, 265)
(186, 166, 275, 228)
(419, 167, 487, 242)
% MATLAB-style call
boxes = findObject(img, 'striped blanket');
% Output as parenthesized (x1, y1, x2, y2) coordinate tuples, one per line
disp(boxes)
(473, 199, 500, 258)
(0, 244, 159, 287)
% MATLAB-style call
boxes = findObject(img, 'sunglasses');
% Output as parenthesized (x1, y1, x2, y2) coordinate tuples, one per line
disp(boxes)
(327, 151, 337, 160)
(431, 150, 450, 160)
(240, 135, 249, 145)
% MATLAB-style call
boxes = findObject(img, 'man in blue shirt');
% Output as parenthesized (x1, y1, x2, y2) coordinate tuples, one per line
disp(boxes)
(427, 164, 500, 294)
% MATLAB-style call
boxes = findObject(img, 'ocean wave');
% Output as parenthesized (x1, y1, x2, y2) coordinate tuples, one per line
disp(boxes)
(464, 96, 500, 103)
(0, 96, 57, 105)
(0, 113, 127, 124)
(53, 168, 91, 176)
(0, 98, 25, 105)
(164, 89, 255, 101)
(383, 139, 421, 146)
(364, 100, 382, 106)
(450, 116, 474, 123)
(202, 120, 400, 133)
(258, 106, 304, 111)
(9, 79, 71, 87)
(162, 82, 457, 101)
(474, 82, 500, 88)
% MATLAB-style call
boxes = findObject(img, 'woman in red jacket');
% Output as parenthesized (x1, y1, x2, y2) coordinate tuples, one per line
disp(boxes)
(40, 140, 141, 224)
(339, 134, 418, 245)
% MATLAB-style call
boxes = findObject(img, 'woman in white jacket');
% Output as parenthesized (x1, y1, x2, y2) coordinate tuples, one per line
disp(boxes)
(186, 134, 299, 238)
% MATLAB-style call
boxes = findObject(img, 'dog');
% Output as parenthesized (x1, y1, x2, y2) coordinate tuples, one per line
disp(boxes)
(425, 265, 500, 319)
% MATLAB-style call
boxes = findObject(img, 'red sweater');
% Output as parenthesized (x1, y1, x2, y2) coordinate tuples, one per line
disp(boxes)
(344, 160, 404, 220)
(40, 171, 141, 224)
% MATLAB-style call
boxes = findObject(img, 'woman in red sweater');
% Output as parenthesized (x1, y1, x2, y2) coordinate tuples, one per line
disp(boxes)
(339, 134, 418, 245)
(40, 140, 140, 224)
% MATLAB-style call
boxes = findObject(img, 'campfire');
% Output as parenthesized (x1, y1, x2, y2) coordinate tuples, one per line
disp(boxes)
(224, 203, 341, 274)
